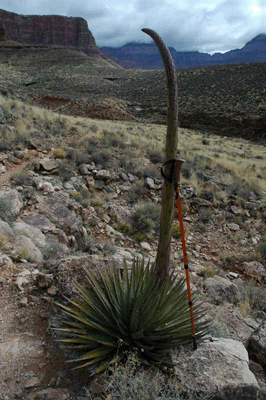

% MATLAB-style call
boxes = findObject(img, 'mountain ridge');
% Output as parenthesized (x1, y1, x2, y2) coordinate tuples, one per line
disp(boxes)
(100, 34, 266, 69)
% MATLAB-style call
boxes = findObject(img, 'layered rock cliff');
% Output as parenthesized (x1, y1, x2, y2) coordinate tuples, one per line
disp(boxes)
(0, 9, 100, 55)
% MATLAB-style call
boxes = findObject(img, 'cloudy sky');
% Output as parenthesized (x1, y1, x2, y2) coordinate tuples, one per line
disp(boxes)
(2, 0, 266, 54)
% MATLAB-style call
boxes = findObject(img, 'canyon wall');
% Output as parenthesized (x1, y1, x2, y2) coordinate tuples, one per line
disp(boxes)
(0, 9, 100, 55)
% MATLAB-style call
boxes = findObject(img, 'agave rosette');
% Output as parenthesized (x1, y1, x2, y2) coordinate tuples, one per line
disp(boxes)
(55, 259, 209, 374)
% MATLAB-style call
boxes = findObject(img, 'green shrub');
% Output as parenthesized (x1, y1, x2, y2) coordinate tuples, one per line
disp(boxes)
(132, 202, 161, 234)
(148, 149, 164, 164)
(91, 149, 112, 167)
(55, 259, 208, 374)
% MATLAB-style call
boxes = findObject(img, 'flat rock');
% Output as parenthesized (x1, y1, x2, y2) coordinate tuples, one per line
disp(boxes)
(172, 338, 259, 399)
(38, 158, 58, 172)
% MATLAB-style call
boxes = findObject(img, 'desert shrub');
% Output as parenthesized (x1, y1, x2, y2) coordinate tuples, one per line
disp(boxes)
(90, 123, 99, 133)
(199, 190, 214, 202)
(257, 239, 266, 259)
(101, 129, 125, 148)
(43, 243, 66, 260)
(52, 148, 66, 159)
(143, 165, 161, 180)
(148, 149, 164, 164)
(0, 141, 10, 152)
(172, 223, 181, 239)
(11, 172, 32, 186)
(125, 183, 149, 204)
(57, 160, 74, 182)
(79, 235, 97, 253)
(197, 209, 213, 225)
(197, 267, 216, 278)
(132, 202, 161, 234)
(55, 259, 208, 374)
(120, 156, 143, 177)
(98, 352, 212, 400)
(66, 148, 90, 166)
(91, 149, 112, 167)
(202, 138, 210, 145)
(238, 281, 266, 313)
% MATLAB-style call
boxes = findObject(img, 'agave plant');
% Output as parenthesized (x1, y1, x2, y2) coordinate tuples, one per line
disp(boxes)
(55, 259, 209, 374)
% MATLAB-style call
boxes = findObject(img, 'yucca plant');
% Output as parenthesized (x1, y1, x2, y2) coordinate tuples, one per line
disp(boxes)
(55, 259, 209, 374)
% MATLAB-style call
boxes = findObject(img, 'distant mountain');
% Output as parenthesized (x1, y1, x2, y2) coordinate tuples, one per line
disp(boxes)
(100, 34, 266, 69)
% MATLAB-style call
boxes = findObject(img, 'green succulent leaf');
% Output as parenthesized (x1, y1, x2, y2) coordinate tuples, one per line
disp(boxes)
(54, 258, 209, 373)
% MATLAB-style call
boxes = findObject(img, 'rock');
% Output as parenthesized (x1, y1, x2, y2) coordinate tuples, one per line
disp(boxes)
(247, 318, 266, 368)
(140, 241, 151, 251)
(204, 276, 242, 305)
(20, 297, 28, 306)
(106, 224, 123, 238)
(95, 170, 119, 182)
(190, 198, 212, 207)
(243, 261, 266, 280)
(24, 377, 41, 388)
(228, 223, 240, 231)
(16, 269, 31, 291)
(38, 158, 58, 173)
(12, 221, 47, 249)
(0, 189, 23, 222)
(0, 9, 99, 56)
(32, 270, 53, 288)
(0, 220, 14, 238)
(0, 254, 14, 269)
(24, 212, 56, 232)
(172, 338, 259, 399)
(14, 235, 43, 263)
(244, 201, 262, 210)
(145, 177, 156, 190)
(0, 164, 6, 174)
(25, 387, 70, 400)
(106, 204, 132, 223)
(37, 181, 54, 193)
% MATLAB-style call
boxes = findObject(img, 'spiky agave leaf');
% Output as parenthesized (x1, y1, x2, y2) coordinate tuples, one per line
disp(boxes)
(54, 259, 209, 374)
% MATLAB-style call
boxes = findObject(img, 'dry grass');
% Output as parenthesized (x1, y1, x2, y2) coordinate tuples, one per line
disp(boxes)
(1, 94, 266, 202)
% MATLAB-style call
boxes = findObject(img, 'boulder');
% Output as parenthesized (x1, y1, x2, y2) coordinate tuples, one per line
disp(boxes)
(0, 189, 23, 222)
(14, 235, 43, 263)
(247, 318, 266, 368)
(242, 261, 266, 281)
(0, 219, 14, 238)
(172, 338, 259, 399)
(204, 276, 242, 305)
(12, 221, 47, 249)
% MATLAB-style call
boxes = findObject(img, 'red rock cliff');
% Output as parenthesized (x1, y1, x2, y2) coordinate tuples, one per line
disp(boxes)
(0, 9, 100, 55)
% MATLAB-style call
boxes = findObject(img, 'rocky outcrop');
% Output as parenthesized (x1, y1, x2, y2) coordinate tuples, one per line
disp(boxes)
(172, 338, 260, 399)
(0, 9, 100, 55)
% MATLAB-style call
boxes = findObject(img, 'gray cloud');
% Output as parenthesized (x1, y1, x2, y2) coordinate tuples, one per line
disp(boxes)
(1, 0, 266, 54)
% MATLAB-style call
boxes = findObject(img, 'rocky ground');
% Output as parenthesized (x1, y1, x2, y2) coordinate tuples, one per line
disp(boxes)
(0, 46, 266, 142)
(0, 58, 266, 398)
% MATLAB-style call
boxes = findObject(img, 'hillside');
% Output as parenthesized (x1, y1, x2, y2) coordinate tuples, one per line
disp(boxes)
(100, 34, 266, 69)
(0, 46, 265, 142)
(0, 93, 266, 398)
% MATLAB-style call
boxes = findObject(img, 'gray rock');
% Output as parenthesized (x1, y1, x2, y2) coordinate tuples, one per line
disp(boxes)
(228, 223, 240, 231)
(248, 318, 266, 368)
(37, 181, 54, 193)
(244, 201, 262, 210)
(14, 235, 43, 263)
(0, 254, 14, 270)
(0, 189, 23, 222)
(12, 221, 47, 249)
(0, 164, 6, 175)
(204, 276, 242, 305)
(24, 212, 55, 232)
(243, 261, 266, 280)
(172, 338, 259, 399)
(0, 219, 14, 238)
(38, 158, 58, 172)
(140, 241, 151, 251)
(145, 177, 156, 190)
